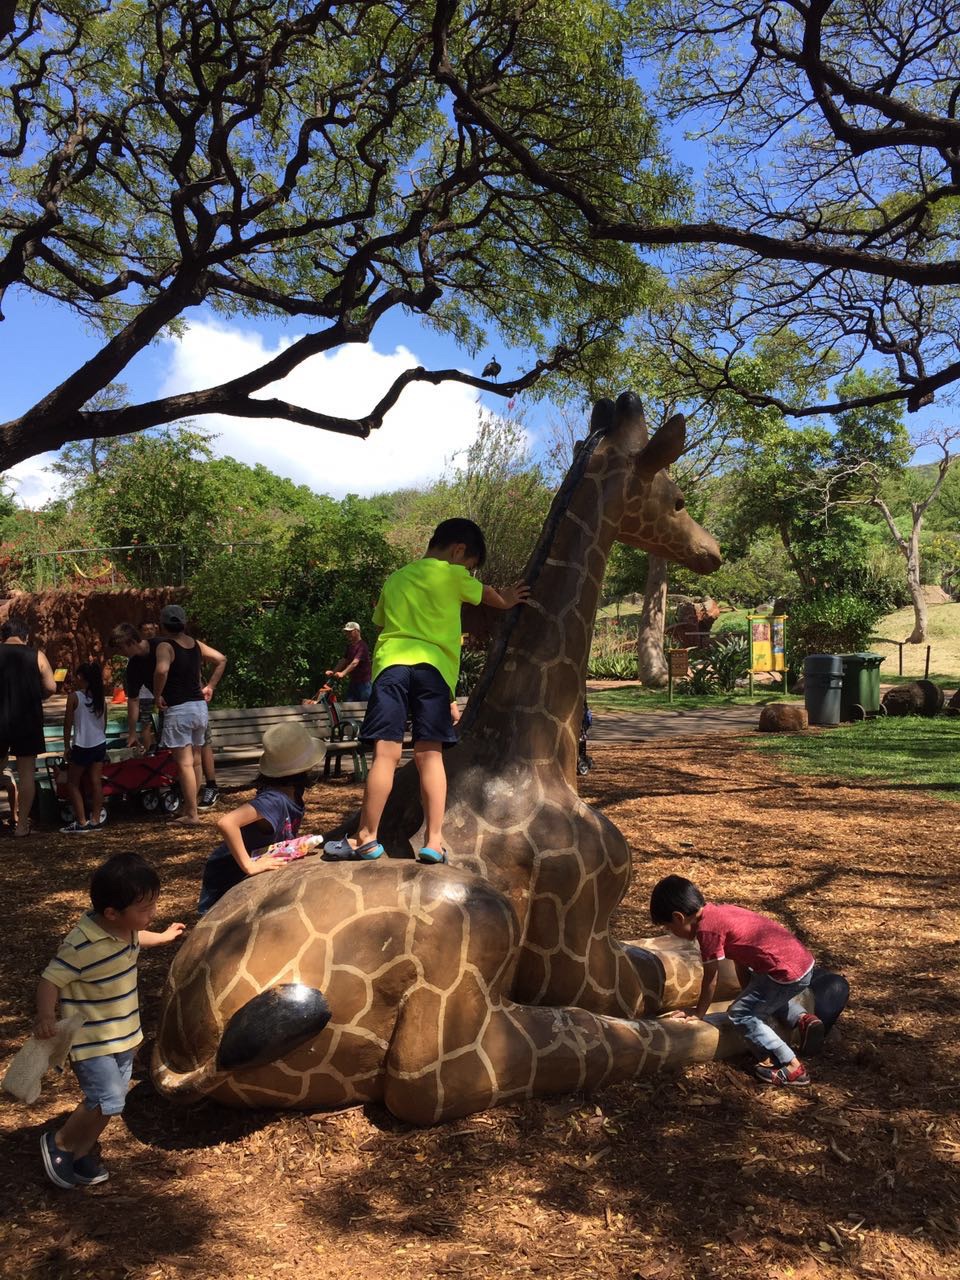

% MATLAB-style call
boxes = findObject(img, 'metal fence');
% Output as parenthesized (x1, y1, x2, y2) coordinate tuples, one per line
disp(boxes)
(8, 542, 268, 591)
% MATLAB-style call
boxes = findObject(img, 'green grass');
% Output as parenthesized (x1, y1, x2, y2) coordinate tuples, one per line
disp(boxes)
(595, 602, 753, 630)
(877, 672, 958, 688)
(750, 715, 960, 799)
(586, 684, 799, 713)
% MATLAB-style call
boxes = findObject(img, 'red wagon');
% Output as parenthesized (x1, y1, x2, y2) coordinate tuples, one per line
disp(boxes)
(48, 748, 182, 825)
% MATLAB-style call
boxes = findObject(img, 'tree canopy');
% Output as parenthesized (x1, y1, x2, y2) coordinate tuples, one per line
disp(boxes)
(0, 0, 672, 469)
(439, 0, 960, 417)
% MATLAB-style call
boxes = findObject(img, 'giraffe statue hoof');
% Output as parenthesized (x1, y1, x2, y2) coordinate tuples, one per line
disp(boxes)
(216, 984, 331, 1071)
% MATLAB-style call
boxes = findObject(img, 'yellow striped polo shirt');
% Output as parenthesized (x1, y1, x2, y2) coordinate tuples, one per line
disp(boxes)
(41, 912, 143, 1062)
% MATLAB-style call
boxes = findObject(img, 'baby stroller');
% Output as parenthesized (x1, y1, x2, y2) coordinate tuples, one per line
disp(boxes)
(577, 700, 594, 776)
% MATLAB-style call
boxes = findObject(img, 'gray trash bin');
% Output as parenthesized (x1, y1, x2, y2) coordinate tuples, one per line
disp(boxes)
(803, 654, 843, 726)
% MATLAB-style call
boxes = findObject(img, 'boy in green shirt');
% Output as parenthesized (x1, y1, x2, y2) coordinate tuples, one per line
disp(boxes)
(323, 518, 529, 863)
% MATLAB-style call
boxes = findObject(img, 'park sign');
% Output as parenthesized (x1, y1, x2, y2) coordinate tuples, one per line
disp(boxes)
(748, 614, 787, 673)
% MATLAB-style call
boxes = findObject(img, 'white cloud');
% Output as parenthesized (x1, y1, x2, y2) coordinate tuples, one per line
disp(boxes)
(6, 452, 64, 508)
(158, 321, 485, 496)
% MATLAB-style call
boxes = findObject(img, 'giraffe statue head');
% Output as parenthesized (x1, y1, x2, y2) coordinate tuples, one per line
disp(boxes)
(457, 390, 721, 776)
(570, 390, 720, 575)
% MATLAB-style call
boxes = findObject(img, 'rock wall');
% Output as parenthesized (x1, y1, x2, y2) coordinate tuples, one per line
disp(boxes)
(0, 589, 187, 686)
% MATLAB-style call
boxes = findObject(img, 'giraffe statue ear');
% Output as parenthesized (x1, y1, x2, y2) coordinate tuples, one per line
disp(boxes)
(634, 413, 686, 476)
(589, 398, 616, 435)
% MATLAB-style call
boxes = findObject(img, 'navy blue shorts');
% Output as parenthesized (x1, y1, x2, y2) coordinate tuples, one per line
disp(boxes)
(69, 742, 108, 766)
(361, 664, 456, 745)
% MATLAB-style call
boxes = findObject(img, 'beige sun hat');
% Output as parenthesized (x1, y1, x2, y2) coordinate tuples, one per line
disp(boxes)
(259, 723, 325, 777)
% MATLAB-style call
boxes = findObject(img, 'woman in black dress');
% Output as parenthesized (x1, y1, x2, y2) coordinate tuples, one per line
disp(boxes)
(0, 617, 57, 836)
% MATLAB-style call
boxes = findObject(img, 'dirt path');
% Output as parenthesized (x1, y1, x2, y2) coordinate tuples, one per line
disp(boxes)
(588, 704, 762, 741)
(1, 735, 958, 1280)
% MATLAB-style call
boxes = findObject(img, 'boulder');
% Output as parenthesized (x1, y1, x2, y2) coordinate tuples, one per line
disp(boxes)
(758, 702, 809, 733)
(669, 598, 721, 647)
(881, 680, 944, 717)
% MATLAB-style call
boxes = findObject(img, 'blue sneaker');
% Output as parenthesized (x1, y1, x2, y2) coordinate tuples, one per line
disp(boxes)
(40, 1130, 76, 1189)
(73, 1151, 109, 1185)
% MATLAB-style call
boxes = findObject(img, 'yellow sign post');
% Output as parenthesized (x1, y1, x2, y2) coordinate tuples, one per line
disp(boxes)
(747, 614, 787, 694)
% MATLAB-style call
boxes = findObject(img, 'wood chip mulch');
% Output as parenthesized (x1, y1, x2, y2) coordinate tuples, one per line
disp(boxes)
(1, 734, 959, 1280)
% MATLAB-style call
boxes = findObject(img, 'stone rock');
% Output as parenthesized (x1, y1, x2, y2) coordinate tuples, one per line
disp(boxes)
(758, 702, 809, 733)
(881, 680, 944, 717)
(945, 687, 960, 716)
(668, 598, 721, 648)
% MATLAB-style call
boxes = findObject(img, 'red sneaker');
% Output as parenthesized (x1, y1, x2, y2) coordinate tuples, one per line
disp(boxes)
(754, 1061, 810, 1086)
(796, 1012, 825, 1056)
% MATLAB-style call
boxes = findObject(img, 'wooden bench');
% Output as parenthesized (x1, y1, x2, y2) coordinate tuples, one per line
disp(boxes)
(207, 693, 469, 790)
(207, 702, 368, 785)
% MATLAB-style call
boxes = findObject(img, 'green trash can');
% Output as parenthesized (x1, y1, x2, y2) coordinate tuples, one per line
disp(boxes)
(803, 654, 843, 726)
(838, 652, 885, 720)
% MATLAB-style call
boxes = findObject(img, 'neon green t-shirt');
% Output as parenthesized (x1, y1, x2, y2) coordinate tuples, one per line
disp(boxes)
(372, 558, 484, 698)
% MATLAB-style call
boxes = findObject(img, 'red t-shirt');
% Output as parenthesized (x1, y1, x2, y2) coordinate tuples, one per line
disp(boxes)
(695, 903, 813, 983)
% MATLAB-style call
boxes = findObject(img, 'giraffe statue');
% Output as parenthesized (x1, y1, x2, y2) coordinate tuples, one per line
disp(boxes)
(371, 390, 722, 1021)
(151, 393, 820, 1122)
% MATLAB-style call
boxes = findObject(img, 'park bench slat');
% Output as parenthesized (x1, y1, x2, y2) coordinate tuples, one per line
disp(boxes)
(207, 701, 366, 783)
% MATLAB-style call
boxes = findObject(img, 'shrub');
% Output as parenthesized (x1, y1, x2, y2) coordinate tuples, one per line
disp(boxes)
(784, 594, 886, 679)
(587, 651, 638, 680)
(457, 648, 486, 697)
(187, 500, 402, 706)
(675, 632, 749, 696)
(587, 618, 637, 680)
(710, 632, 750, 692)
(678, 660, 720, 695)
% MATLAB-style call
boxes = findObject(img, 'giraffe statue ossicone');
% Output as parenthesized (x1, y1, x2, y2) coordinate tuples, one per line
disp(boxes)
(151, 393, 816, 1123)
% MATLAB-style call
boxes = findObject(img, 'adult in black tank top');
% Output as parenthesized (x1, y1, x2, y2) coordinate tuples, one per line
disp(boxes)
(0, 617, 57, 836)
(153, 604, 226, 825)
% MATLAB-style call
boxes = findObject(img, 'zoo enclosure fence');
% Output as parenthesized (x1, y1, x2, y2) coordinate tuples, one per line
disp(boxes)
(6, 542, 268, 591)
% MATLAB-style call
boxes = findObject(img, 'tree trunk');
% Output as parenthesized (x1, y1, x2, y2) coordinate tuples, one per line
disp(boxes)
(636, 555, 669, 687)
(904, 524, 927, 643)
(872, 456, 956, 646)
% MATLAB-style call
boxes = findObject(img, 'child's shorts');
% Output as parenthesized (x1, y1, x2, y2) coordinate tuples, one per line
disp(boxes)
(69, 742, 108, 766)
(72, 1048, 136, 1116)
(361, 664, 457, 745)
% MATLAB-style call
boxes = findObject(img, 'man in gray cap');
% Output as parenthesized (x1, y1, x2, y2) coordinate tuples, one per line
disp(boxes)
(325, 621, 372, 701)
(153, 604, 226, 824)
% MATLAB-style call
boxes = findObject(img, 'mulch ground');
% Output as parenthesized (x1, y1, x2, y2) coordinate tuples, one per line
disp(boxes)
(1, 734, 959, 1280)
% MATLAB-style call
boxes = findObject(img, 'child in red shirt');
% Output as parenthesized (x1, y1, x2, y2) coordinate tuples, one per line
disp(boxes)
(650, 875, 824, 1086)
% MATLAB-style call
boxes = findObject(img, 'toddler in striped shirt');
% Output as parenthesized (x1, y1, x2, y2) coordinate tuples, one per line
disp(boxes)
(34, 852, 185, 1188)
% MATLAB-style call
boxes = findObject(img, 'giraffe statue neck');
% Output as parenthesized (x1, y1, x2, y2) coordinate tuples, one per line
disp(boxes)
(462, 429, 627, 776)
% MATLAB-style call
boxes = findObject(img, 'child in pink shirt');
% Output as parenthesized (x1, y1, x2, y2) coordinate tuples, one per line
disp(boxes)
(650, 875, 824, 1086)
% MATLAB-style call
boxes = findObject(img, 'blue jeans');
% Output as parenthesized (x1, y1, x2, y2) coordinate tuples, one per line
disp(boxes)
(73, 1048, 136, 1116)
(727, 968, 812, 1067)
(345, 681, 372, 701)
